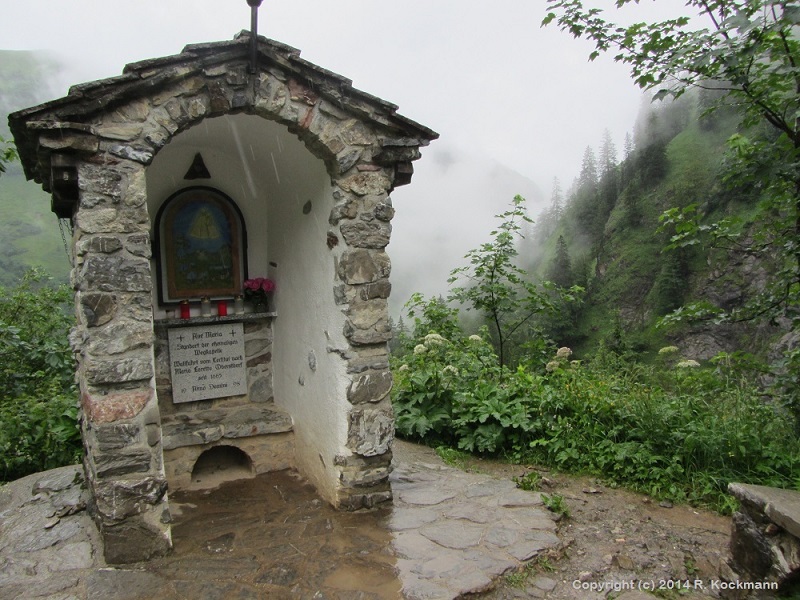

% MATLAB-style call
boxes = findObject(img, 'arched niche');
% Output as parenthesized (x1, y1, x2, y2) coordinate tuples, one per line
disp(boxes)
(191, 445, 255, 489)
(147, 114, 326, 317)
(147, 113, 351, 507)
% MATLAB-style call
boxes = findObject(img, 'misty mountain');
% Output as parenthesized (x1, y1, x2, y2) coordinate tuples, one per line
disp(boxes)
(0, 50, 70, 286)
(0, 50, 61, 137)
(390, 147, 545, 316)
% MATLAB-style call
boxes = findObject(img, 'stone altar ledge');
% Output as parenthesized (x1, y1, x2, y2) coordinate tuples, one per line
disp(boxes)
(161, 404, 293, 450)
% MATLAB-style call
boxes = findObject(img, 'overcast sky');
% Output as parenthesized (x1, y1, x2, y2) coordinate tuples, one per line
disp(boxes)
(1, 0, 683, 310)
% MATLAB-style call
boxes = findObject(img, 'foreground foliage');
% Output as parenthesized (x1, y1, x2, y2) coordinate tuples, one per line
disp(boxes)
(0, 269, 80, 481)
(0, 136, 17, 177)
(392, 309, 799, 514)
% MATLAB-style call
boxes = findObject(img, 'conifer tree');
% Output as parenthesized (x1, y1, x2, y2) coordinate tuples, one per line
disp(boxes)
(578, 145, 598, 190)
(623, 132, 634, 160)
(598, 129, 617, 177)
(548, 235, 573, 288)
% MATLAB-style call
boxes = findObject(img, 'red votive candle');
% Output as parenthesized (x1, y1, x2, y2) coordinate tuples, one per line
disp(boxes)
(217, 300, 228, 317)
(180, 300, 191, 319)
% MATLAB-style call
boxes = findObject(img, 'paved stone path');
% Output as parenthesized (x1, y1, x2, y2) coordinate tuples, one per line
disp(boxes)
(0, 442, 561, 599)
(390, 459, 559, 598)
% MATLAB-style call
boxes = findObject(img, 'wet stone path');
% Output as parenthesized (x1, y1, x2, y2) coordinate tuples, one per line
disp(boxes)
(0, 441, 561, 599)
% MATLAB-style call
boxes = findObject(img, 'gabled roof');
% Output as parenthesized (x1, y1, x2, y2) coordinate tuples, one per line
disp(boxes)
(9, 32, 438, 187)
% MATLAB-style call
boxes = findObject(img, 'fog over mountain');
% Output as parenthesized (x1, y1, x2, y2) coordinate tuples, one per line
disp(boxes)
(390, 146, 546, 317)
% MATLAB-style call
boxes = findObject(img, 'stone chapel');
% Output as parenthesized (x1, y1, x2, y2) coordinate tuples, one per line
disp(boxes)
(9, 30, 436, 563)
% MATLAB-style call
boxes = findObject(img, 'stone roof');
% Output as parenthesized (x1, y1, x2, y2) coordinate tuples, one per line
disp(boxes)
(9, 31, 438, 191)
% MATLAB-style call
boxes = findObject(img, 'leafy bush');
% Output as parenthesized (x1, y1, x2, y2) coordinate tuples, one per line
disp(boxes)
(0, 386, 81, 481)
(0, 269, 80, 481)
(392, 307, 800, 513)
(0, 269, 74, 396)
(392, 326, 501, 447)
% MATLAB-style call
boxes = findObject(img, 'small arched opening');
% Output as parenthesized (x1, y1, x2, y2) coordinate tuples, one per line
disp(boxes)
(190, 445, 255, 489)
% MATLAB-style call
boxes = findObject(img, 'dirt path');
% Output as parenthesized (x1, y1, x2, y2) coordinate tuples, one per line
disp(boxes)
(395, 442, 732, 599)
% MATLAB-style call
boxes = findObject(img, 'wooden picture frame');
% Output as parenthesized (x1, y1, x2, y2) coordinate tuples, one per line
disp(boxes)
(154, 187, 247, 305)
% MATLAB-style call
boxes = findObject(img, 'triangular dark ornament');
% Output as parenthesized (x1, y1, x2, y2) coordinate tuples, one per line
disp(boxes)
(184, 153, 211, 179)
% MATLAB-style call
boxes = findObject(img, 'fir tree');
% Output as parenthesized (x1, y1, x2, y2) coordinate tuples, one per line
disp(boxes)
(548, 235, 573, 288)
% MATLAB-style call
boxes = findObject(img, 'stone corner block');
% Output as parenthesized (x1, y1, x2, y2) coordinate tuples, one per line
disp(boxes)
(100, 516, 171, 564)
(347, 369, 393, 405)
(84, 356, 154, 386)
(346, 407, 394, 457)
(82, 388, 153, 424)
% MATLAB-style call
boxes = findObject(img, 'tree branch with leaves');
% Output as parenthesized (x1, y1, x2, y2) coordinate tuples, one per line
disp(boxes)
(448, 195, 581, 369)
(0, 136, 18, 177)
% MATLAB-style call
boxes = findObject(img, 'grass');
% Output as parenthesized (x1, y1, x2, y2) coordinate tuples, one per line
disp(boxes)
(513, 471, 541, 491)
(541, 493, 570, 519)
(435, 446, 470, 469)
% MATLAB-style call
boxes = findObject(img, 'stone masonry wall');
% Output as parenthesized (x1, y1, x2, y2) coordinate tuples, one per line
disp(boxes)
(330, 182, 397, 509)
(71, 161, 171, 564)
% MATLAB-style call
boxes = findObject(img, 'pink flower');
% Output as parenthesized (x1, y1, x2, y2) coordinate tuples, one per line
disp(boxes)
(243, 277, 275, 297)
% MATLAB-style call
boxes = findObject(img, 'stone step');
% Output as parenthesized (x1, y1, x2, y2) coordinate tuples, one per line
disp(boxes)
(161, 405, 292, 450)
(729, 482, 800, 539)
(728, 482, 800, 586)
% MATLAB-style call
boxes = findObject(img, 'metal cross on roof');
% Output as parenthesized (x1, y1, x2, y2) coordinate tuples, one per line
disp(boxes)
(246, 0, 263, 74)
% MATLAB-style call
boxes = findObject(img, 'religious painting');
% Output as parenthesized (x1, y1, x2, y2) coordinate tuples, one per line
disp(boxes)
(155, 187, 247, 304)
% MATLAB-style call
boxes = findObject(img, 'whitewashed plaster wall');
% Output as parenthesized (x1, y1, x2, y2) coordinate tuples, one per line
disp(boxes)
(264, 124, 349, 503)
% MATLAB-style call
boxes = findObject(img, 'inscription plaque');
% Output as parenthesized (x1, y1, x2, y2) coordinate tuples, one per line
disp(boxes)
(168, 322, 247, 403)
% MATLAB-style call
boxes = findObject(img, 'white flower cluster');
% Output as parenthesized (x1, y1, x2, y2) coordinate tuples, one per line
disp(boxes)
(556, 347, 573, 359)
(546, 347, 578, 373)
(413, 344, 427, 355)
(676, 359, 701, 368)
(468, 334, 483, 343)
(423, 333, 447, 346)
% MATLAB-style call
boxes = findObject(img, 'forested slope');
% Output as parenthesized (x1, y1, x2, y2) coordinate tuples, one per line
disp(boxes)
(527, 91, 783, 362)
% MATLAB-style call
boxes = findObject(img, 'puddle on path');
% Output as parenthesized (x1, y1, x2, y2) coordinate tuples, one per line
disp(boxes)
(147, 470, 401, 599)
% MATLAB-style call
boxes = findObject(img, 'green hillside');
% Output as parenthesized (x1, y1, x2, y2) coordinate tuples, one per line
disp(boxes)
(0, 173, 70, 286)
(1, 50, 69, 287)
(529, 92, 781, 362)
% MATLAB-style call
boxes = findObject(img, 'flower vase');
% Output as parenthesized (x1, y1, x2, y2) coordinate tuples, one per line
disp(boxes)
(243, 277, 276, 314)
(253, 297, 269, 313)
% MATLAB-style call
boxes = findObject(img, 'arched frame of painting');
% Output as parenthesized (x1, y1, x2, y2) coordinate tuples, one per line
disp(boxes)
(154, 186, 248, 305)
